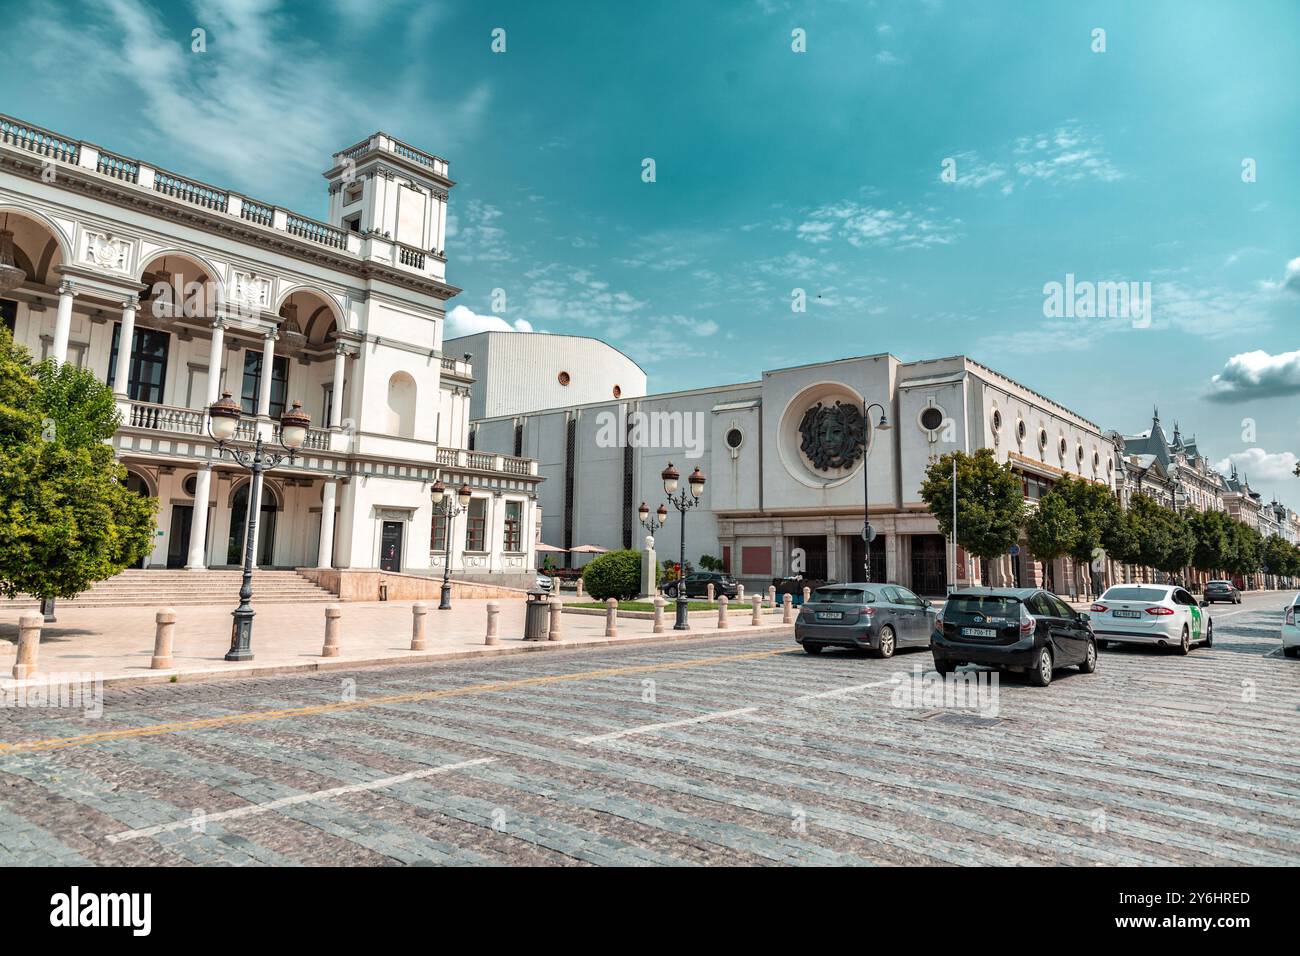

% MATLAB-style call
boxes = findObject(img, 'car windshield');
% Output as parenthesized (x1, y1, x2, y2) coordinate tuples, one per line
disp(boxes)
(945, 595, 1021, 617)
(1103, 587, 1169, 602)
(1208, 581, 1231, 587)
(813, 588, 874, 603)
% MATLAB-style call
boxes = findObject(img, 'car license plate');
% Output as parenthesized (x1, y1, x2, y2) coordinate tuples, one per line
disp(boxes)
(961, 627, 996, 638)
(1114, 610, 1141, 618)
(817, 612, 843, 621)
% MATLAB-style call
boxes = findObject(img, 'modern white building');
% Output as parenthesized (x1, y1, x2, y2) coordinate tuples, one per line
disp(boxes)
(0, 113, 541, 586)
(447, 330, 647, 422)
(470, 337, 1118, 596)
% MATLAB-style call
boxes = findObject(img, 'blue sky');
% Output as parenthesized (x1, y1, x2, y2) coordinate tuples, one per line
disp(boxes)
(3, 0, 1298, 501)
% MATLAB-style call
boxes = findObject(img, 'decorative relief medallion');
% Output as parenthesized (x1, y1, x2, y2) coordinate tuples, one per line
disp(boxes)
(82, 232, 131, 272)
(797, 400, 866, 471)
(231, 271, 272, 309)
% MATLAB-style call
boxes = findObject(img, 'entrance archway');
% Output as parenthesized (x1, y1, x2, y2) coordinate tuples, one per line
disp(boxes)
(227, 481, 279, 567)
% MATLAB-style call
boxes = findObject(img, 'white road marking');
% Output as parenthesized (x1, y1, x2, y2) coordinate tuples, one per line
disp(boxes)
(105, 757, 496, 844)
(792, 679, 896, 702)
(575, 708, 758, 744)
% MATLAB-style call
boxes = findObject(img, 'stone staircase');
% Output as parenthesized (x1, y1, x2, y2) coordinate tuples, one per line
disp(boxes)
(3, 569, 338, 610)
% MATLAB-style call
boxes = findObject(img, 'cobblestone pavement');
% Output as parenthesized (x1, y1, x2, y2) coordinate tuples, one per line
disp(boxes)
(1, 592, 1296, 866)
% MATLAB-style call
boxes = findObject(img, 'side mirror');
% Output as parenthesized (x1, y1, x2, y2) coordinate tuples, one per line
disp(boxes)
(1076, 611, 1091, 623)
(1199, 600, 1208, 608)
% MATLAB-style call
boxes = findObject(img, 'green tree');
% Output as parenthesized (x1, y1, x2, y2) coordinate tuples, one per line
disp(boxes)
(0, 328, 156, 602)
(697, 554, 724, 572)
(1262, 534, 1293, 578)
(919, 449, 1025, 560)
(1047, 476, 1121, 594)
(1225, 519, 1262, 579)
(1025, 492, 1080, 592)
(1188, 509, 1232, 575)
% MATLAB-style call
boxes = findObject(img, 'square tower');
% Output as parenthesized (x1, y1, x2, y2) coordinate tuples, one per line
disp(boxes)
(324, 133, 452, 255)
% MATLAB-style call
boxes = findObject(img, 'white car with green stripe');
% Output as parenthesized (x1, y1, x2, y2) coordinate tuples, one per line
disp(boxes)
(1091, 584, 1212, 655)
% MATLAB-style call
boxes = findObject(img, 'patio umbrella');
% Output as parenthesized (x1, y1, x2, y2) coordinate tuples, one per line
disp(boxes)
(535, 542, 567, 552)
(569, 544, 609, 554)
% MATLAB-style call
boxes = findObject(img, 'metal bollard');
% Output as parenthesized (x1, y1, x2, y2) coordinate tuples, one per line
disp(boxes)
(411, 602, 428, 651)
(13, 613, 41, 679)
(322, 605, 342, 657)
(767, 585, 777, 608)
(151, 607, 176, 669)
(707, 583, 715, 603)
(485, 601, 499, 645)
(783, 593, 794, 624)
(576, 577, 585, 598)
(605, 598, 618, 637)
(751, 593, 762, 626)
(548, 599, 562, 641)
(737, 583, 745, 602)
(802, 586, 811, 604)
(653, 595, 666, 634)
(717, 595, 729, 629)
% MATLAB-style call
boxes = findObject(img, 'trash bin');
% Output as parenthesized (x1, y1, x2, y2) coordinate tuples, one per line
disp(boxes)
(523, 590, 550, 641)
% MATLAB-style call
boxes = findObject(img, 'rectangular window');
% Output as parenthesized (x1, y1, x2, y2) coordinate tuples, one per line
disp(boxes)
(430, 513, 448, 553)
(1, 299, 16, 334)
(741, 546, 772, 576)
(322, 383, 334, 428)
(241, 352, 289, 417)
(464, 497, 486, 552)
(503, 500, 522, 552)
(108, 323, 170, 403)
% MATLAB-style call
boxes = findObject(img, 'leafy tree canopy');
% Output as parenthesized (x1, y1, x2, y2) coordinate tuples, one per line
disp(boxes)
(919, 449, 1024, 560)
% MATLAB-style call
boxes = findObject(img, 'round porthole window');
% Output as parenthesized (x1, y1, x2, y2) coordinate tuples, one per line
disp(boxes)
(182, 474, 198, 496)
(1076, 443, 1085, 464)
(558, 371, 571, 386)
(920, 407, 945, 432)
(1058, 437, 1068, 458)
(1092, 450, 1101, 469)
(1038, 428, 1049, 450)
(1017, 419, 1027, 442)
(725, 427, 744, 450)
(612, 384, 621, 398)
(991, 408, 1002, 432)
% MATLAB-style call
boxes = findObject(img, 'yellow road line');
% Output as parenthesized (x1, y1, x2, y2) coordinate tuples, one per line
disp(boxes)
(0, 647, 795, 755)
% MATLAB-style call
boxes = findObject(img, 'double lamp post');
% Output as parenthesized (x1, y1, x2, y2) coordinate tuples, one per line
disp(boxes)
(639, 462, 707, 631)
(431, 479, 473, 610)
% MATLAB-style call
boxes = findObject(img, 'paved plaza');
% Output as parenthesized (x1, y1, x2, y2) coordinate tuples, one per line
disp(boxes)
(0, 591, 1296, 865)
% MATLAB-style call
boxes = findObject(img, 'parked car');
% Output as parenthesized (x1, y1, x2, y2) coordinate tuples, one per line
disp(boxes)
(1090, 584, 1211, 654)
(795, 583, 937, 658)
(773, 577, 833, 605)
(1204, 580, 1241, 605)
(932, 587, 1096, 687)
(661, 571, 738, 599)
(1281, 592, 1300, 658)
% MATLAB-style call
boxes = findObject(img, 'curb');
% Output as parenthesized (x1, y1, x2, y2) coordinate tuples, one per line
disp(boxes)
(47, 623, 797, 691)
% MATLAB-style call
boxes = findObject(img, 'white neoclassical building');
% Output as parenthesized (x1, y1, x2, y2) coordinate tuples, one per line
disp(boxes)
(469, 337, 1119, 597)
(0, 113, 541, 586)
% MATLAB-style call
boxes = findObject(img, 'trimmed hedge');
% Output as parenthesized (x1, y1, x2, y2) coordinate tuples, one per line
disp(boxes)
(582, 549, 660, 601)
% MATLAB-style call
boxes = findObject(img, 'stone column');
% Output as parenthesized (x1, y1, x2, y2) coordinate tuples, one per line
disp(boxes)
(112, 294, 138, 394)
(256, 328, 277, 418)
(186, 463, 212, 570)
(52, 281, 77, 366)
(205, 319, 225, 405)
(318, 479, 337, 568)
(330, 345, 347, 428)
(717, 596, 729, 629)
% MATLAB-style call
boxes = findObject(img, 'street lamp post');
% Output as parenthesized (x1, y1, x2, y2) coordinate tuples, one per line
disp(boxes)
(206, 392, 310, 662)
(661, 463, 706, 631)
(432, 479, 473, 610)
(859, 402, 892, 582)
(637, 500, 669, 537)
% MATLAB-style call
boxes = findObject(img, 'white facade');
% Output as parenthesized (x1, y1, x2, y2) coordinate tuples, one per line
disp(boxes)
(0, 114, 541, 584)
(446, 331, 647, 422)
(472, 340, 1117, 596)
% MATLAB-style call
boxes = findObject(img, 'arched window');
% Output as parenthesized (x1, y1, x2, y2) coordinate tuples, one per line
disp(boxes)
(386, 371, 417, 438)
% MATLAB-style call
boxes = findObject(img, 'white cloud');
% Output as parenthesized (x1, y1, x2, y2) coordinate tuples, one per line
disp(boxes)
(949, 123, 1123, 196)
(796, 202, 960, 250)
(1214, 448, 1298, 484)
(1258, 257, 1300, 294)
(876, 51, 901, 66)
(450, 200, 512, 263)
(1208, 348, 1300, 402)
(444, 305, 534, 338)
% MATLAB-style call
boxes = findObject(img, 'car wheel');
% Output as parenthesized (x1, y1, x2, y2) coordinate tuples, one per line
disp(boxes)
(803, 643, 823, 655)
(1235, 596, 1241, 604)
(876, 625, 896, 659)
(1027, 646, 1053, 687)
(1203, 618, 1213, 648)
(1177, 625, 1191, 656)
(1079, 638, 1097, 673)
(1284, 646, 1299, 658)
